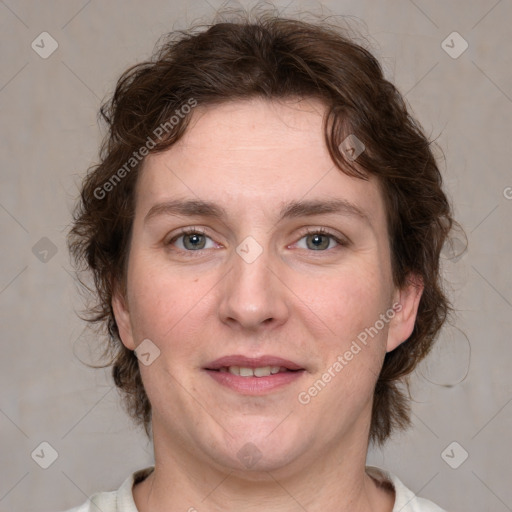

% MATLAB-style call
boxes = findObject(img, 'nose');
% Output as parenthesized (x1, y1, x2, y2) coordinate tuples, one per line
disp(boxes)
(217, 241, 290, 332)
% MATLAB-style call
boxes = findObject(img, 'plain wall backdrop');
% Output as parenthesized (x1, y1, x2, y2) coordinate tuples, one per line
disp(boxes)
(1, 1, 511, 511)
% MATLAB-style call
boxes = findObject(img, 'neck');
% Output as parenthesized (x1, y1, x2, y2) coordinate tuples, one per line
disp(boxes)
(133, 423, 394, 512)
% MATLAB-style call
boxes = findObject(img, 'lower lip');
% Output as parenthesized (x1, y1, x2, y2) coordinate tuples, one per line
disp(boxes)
(204, 369, 305, 394)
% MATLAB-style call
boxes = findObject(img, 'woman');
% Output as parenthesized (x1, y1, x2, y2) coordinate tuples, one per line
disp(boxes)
(66, 10, 456, 512)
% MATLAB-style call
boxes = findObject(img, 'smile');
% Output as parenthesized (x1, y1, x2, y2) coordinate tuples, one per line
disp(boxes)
(218, 366, 298, 377)
(204, 355, 306, 394)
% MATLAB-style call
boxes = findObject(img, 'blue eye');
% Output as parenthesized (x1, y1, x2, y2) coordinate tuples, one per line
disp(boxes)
(168, 229, 215, 251)
(296, 229, 343, 251)
(166, 227, 346, 254)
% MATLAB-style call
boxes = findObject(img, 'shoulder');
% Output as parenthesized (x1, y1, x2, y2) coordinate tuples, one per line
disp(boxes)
(58, 490, 117, 512)
(58, 467, 154, 512)
(366, 466, 448, 512)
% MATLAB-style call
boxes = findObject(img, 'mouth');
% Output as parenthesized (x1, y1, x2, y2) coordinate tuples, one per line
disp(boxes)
(203, 355, 305, 394)
(213, 365, 301, 377)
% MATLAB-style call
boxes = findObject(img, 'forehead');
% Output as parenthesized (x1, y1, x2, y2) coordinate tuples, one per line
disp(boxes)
(136, 98, 386, 227)
(178, 97, 328, 150)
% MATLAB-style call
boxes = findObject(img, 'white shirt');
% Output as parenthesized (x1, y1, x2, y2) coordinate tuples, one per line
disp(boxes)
(61, 466, 447, 512)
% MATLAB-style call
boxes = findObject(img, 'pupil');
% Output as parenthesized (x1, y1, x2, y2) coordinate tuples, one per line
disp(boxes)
(185, 233, 205, 250)
(309, 234, 328, 250)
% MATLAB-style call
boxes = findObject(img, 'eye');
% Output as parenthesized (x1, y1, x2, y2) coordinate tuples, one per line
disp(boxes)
(295, 228, 345, 251)
(167, 228, 217, 251)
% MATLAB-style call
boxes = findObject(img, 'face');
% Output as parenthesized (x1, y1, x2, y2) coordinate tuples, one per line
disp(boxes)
(113, 98, 422, 476)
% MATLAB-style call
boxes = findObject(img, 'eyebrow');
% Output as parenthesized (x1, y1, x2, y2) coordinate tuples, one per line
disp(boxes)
(144, 198, 371, 225)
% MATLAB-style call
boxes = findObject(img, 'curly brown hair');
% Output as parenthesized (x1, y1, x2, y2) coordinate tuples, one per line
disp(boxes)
(68, 8, 458, 446)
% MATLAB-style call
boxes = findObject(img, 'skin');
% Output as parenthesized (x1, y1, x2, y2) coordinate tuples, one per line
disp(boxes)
(112, 97, 423, 512)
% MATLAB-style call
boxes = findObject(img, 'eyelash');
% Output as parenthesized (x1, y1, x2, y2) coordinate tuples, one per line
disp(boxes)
(166, 227, 210, 254)
(166, 226, 348, 254)
(296, 227, 347, 251)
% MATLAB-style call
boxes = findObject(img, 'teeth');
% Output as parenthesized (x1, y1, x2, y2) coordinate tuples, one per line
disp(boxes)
(254, 366, 271, 377)
(225, 365, 284, 377)
(228, 366, 240, 375)
(240, 367, 254, 377)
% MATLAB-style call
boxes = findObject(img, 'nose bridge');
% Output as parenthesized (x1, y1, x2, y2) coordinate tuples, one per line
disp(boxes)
(218, 235, 288, 329)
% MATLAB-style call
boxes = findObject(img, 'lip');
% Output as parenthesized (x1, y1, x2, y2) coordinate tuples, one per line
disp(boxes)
(203, 355, 305, 395)
(205, 355, 304, 371)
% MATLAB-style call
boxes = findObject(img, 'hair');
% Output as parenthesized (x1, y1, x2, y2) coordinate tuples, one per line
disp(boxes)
(68, 8, 460, 446)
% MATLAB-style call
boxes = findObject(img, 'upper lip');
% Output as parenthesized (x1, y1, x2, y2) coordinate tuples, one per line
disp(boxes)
(205, 355, 304, 371)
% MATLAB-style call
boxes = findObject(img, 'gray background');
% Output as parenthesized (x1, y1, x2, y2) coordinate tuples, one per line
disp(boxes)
(1, 0, 511, 511)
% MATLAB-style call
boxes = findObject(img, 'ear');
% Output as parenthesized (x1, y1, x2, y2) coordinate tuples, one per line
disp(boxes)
(111, 281, 136, 351)
(386, 273, 424, 353)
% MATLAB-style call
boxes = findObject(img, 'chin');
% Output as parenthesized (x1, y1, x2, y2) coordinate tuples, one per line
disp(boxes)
(217, 445, 306, 478)
(202, 421, 312, 476)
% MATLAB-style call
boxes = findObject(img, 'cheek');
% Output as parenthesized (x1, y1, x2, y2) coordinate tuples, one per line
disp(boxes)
(295, 260, 391, 341)
(126, 253, 212, 348)
(295, 270, 389, 420)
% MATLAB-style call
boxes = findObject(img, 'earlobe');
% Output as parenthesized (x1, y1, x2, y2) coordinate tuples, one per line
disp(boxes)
(111, 284, 136, 351)
(386, 274, 424, 353)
